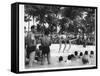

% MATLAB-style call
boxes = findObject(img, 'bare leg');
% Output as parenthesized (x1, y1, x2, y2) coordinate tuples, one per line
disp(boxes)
(25, 48, 29, 62)
(59, 39, 62, 53)
(66, 38, 77, 52)
(47, 52, 50, 64)
(29, 51, 36, 67)
(66, 40, 71, 52)
(63, 40, 67, 53)
(41, 54, 45, 65)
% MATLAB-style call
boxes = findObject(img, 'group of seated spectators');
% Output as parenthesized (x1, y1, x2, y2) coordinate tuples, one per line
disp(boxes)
(59, 50, 95, 65)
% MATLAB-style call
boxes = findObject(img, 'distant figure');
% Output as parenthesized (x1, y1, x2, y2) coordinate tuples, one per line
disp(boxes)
(40, 30, 51, 65)
(89, 50, 95, 65)
(83, 34, 87, 48)
(74, 51, 78, 57)
(67, 55, 72, 65)
(59, 56, 63, 62)
(79, 52, 83, 58)
(58, 34, 67, 52)
(73, 51, 79, 60)
(26, 25, 37, 67)
(70, 54, 75, 61)
(90, 50, 94, 58)
(58, 33, 79, 53)
(68, 55, 71, 60)
(82, 51, 89, 64)
(84, 51, 88, 55)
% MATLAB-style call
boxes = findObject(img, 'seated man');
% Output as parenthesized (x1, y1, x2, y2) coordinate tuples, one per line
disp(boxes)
(82, 51, 89, 64)
(90, 50, 94, 58)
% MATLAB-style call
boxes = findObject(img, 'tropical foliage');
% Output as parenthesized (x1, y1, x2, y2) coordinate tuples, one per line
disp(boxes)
(24, 5, 96, 35)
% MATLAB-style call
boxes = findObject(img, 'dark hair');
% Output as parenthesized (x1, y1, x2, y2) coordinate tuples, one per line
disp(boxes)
(59, 56, 63, 62)
(44, 29, 49, 35)
(90, 51, 94, 55)
(31, 25, 35, 29)
(80, 52, 83, 56)
(74, 51, 78, 56)
(85, 51, 88, 55)
(70, 54, 75, 59)
(68, 55, 71, 60)
(39, 45, 42, 50)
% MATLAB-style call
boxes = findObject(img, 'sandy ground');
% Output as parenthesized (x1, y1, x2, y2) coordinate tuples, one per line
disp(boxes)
(25, 44, 96, 69)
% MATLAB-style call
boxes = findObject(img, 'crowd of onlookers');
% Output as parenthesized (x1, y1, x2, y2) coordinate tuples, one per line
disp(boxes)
(25, 32, 95, 45)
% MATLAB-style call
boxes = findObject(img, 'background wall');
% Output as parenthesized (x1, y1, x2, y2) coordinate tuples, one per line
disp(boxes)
(0, 0, 99, 76)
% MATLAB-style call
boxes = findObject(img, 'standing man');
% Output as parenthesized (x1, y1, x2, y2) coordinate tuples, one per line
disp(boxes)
(26, 25, 37, 67)
(41, 30, 51, 65)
